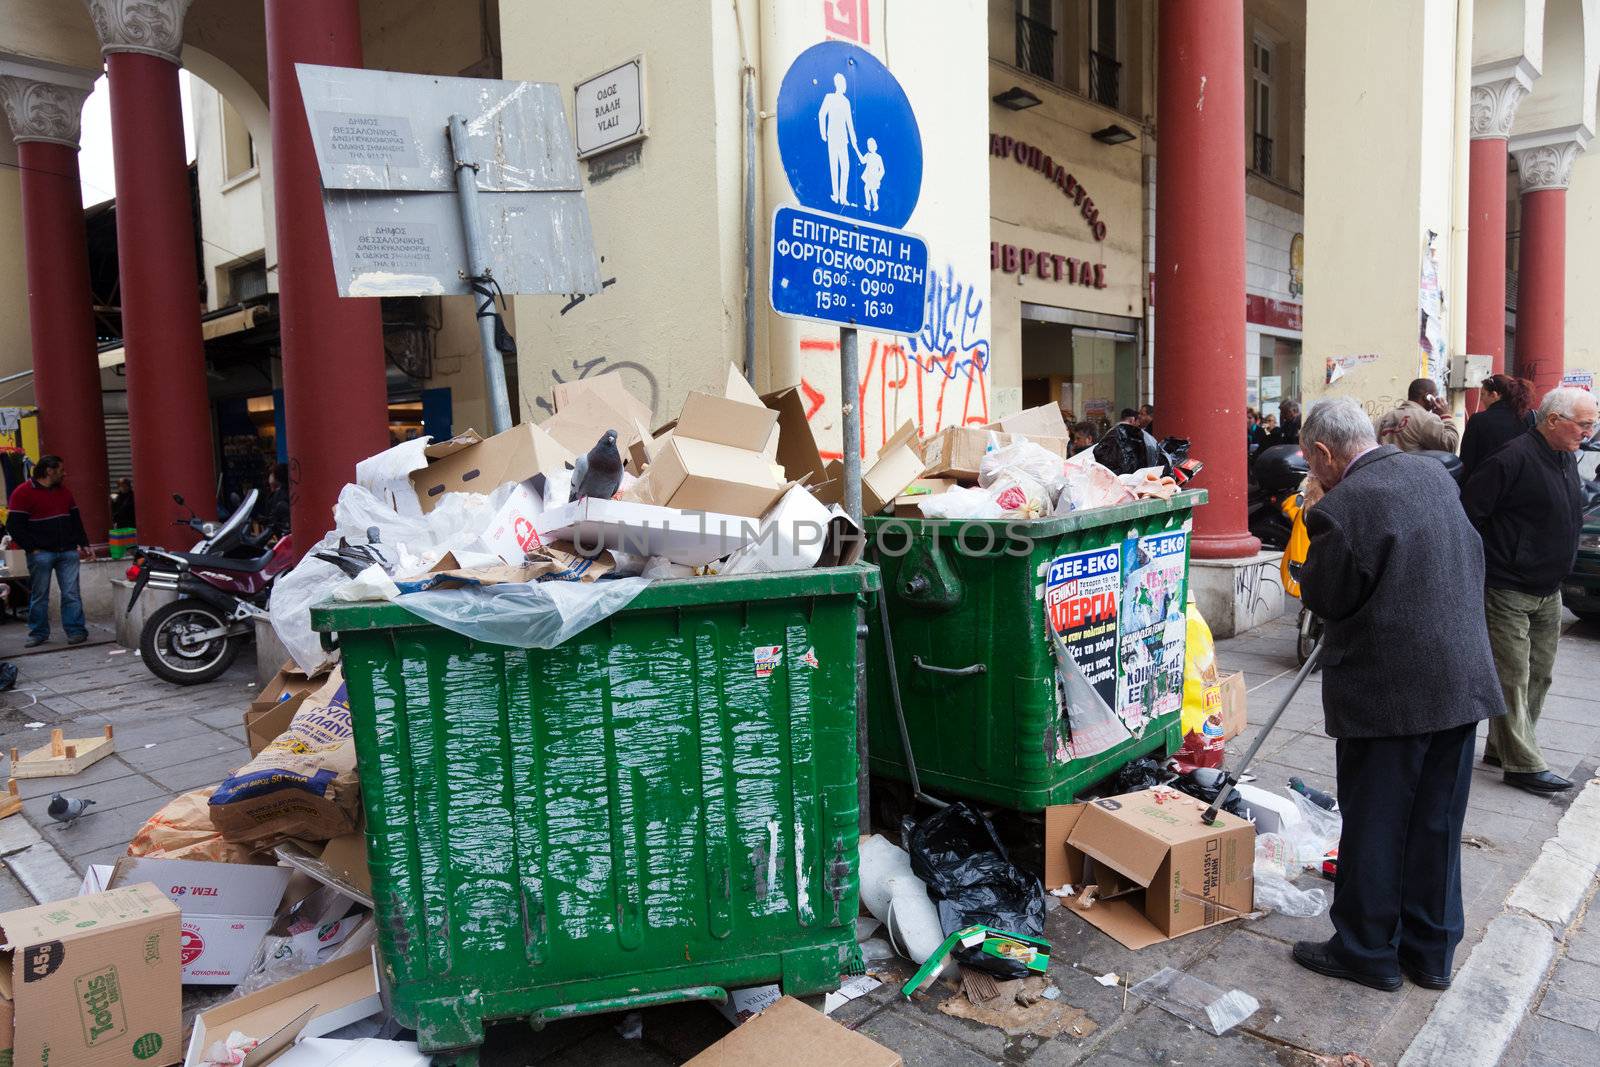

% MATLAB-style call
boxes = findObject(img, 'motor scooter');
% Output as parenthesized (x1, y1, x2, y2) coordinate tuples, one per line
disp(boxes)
(127, 490, 295, 685)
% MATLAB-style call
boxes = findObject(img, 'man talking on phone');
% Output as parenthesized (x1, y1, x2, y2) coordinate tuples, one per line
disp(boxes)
(1375, 378, 1459, 453)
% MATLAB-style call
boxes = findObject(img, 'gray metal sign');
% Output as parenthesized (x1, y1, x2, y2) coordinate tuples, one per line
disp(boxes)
(296, 63, 601, 299)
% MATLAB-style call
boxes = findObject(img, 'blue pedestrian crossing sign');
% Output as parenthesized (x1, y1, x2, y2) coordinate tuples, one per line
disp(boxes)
(776, 41, 923, 228)
(771, 41, 927, 333)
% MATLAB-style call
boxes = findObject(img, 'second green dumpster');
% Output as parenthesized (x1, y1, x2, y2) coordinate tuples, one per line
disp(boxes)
(865, 490, 1205, 811)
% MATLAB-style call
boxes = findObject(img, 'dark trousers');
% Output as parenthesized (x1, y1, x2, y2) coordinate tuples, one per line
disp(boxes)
(1328, 722, 1476, 979)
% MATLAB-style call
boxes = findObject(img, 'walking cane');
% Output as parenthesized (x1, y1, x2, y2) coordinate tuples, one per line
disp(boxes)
(1201, 640, 1325, 824)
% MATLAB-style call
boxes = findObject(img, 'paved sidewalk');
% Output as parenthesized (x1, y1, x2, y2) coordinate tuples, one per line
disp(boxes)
(0, 610, 1594, 1065)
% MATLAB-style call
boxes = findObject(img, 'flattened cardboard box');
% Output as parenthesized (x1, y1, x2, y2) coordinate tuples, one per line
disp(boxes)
(862, 421, 925, 516)
(761, 386, 842, 505)
(985, 403, 1071, 441)
(685, 996, 900, 1066)
(1219, 671, 1247, 740)
(109, 857, 291, 985)
(410, 423, 573, 513)
(0, 882, 181, 1067)
(1046, 789, 1254, 950)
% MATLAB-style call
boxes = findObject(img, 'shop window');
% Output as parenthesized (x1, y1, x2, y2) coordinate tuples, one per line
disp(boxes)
(1089, 0, 1121, 110)
(1020, 308, 1140, 436)
(1016, 0, 1058, 82)
(1252, 38, 1275, 178)
(221, 96, 257, 182)
(1251, 334, 1301, 420)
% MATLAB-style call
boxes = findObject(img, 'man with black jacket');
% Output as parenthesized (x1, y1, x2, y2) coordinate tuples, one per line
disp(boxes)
(1461, 386, 1595, 795)
(5, 455, 92, 647)
(1292, 397, 1502, 993)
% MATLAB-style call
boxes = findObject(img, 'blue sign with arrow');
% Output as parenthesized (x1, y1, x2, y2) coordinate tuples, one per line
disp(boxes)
(776, 41, 923, 229)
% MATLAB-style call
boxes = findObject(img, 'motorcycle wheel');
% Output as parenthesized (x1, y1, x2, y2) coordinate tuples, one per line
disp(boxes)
(141, 600, 242, 685)
(1296, 609, 1323, 669)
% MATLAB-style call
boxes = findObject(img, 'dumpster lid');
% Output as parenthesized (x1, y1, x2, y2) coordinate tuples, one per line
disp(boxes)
(865, 488, 1207, 533)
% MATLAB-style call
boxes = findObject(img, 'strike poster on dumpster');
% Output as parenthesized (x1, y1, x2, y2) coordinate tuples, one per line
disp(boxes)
(1045, 545, 1131, 760)
(1045, 545, 1121, 709)
(1116, 532, 1189, 731)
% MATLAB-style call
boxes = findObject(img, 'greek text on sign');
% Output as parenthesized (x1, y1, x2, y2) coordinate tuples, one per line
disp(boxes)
(770, 205, 929, 333)
(574, 58, 645, 159)
(315, 112, 419, 167)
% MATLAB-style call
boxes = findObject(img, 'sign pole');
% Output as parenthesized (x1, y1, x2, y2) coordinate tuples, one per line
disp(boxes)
(839, 324, 870, 833)
(447, 113, 515, 435)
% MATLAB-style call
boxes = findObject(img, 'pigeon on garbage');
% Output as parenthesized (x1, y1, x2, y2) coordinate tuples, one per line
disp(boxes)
(569, 429, 623, 502)
(47, 793, 95, 826)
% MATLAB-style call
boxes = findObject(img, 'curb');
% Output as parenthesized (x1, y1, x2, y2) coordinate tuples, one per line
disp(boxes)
(0, 811, 82, 903)
(1399, 775, 1600, 1066)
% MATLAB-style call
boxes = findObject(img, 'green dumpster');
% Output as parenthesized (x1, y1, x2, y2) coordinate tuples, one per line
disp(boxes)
(865, 490, 1205, 812)
(310, 564, 879, 1064)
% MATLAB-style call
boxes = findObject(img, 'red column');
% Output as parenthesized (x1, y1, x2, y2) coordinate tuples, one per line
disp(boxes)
(266, 0, 390, 554)
(13, 136, 110, 543)
(1516, 187, 1567, 399)
(1466, 138, 1508, 406)
(105, 51, 218, 546)
(1154, 0, 1258, 559)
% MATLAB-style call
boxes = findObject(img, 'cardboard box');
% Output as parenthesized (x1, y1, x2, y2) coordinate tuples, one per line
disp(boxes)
(542, 382, 652, 469)
(0, 882, 181, 1067)
(892, 478, 958, 517)
(1045, 790, 1254, 950)
(0, 987, 12, 1067)
(272, 1037, 430, 1067)
(986, 403, 1071, 442)
(920, 426, 1068, 481)
(245, 691, 309, 757)
(685, 996, 900, 1066)
(480, 480, 548, 564)
(109, 857, 291, 986)
(183, 948, 383, 1067)
(761, 387, 839, 504)
(534, 497, 759, 567)
(410, 424, 573, 513)
(274, 832, 374, 909)
(1219, 671, 1247, 740)
(1231, 783, 1302, 838)
(633, 436, 787, 517)
(862, 421, 925, 516)
(552, 373, 653, 430)
(719, 486, 833, 575)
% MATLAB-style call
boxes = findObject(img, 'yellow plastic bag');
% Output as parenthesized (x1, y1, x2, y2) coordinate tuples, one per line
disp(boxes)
(1181, 593, 1221, 737)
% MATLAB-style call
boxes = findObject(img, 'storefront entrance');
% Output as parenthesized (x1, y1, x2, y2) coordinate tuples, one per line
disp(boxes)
(1020, 303, 1141, 432)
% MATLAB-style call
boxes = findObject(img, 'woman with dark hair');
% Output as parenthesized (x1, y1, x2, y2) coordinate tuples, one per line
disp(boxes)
(1460, 374, 1535, 479)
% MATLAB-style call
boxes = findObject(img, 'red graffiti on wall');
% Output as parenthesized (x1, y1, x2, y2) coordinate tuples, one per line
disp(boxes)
(823, 0, 870, 42)
(799, 336, 990, 460)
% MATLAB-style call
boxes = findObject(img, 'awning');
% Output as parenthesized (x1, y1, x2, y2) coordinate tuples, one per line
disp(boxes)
(96, 304, 268, 370)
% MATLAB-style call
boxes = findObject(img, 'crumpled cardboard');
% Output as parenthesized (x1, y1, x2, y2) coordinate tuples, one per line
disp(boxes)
(410, 424, 573, 513)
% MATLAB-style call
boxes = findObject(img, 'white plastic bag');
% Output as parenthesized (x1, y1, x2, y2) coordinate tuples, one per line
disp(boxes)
(978, 439, 1066, 496)
(918, 485, 1006, 520)
(1060, 448, 1132, 512)
(986, 473, 1051, 519)
(1251, 834, 1329, 917)
(353, 437, 432, 518)
(1280, 789, 1343, 867)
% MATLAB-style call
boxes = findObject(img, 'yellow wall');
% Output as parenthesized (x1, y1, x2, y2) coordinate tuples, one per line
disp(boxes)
(1563, 146, 1600, 383)
(1304, 0, 1467, 413)
(0, 138, 34, 405)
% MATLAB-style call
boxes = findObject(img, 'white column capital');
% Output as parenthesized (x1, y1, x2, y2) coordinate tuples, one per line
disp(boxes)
(1471, 78, 1531, 140)
(1512, 138, 1585, 192)
(83, 0, 194, 64)
(0, 58, 97, 148)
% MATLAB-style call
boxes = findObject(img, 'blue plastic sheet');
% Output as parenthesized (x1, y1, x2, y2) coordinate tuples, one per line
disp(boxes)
(395, 577, 652, 648)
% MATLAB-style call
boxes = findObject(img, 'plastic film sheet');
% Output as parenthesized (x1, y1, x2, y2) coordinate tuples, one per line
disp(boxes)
(395, 577, 651, 648)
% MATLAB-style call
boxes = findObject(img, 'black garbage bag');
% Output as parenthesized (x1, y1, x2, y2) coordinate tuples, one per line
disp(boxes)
(1093, 424, 1172, 476)
(904, 802, 1046, 979)
(1105, 755, 1170, 795)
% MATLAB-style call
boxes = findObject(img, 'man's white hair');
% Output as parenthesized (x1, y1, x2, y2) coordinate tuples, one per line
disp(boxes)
(1300, 396, 1378, 457)
(1537, 386, 1595, 422)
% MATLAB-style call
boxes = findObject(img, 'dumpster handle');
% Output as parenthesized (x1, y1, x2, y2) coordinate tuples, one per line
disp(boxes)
(529, 985, 728, 1028)
(879, 595, 948, 810)
(911, 655, 986, 677)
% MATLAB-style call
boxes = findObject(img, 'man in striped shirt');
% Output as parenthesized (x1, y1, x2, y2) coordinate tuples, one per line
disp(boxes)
(6, 455, 91, 647)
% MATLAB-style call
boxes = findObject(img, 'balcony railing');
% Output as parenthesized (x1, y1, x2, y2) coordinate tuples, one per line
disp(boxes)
(1089, 49, 1121, 109)
(1016, 13, 1056, 82)
(1254, 133, 1275, 177)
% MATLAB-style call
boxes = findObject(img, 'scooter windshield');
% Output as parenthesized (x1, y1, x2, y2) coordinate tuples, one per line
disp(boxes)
(206, 488, 260, 553)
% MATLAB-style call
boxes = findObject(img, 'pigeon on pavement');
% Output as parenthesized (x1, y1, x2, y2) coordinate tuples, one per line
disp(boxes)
(569, 429, 624, 502)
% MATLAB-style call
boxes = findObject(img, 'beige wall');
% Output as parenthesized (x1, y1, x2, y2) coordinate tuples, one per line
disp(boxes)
(0, 138, 34, 405)
(0, 1, 100, 71)
(192, 84, 269, 310)
(1304, 0, 1468, 413)
(504, 1, 743, 427)
(1563, 146, 1600, 382)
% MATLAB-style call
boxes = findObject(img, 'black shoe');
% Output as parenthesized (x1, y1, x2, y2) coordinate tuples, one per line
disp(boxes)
(1291, 940, 1401, 992)
(22, 636, 46, 648)
(1482, 752, 1501, 768)
(66, 634, 88, 646)
(1503, 770, 1573, 794)
(1399, 961, 1452, 990)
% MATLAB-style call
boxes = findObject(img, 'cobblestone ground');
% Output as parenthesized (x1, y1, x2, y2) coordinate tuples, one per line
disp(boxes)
(0, 610, 1594, 1065)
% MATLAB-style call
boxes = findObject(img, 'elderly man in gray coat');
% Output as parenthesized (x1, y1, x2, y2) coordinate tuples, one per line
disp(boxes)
(1291, 397, 1503, 993)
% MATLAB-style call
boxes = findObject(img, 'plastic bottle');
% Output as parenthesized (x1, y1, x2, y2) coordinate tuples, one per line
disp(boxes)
(1289, 777, 1339, 813)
